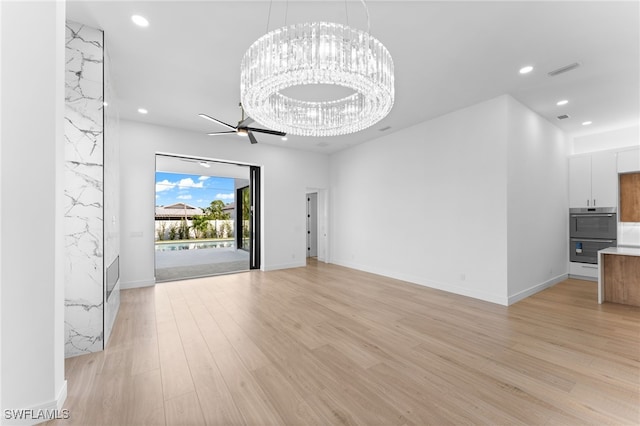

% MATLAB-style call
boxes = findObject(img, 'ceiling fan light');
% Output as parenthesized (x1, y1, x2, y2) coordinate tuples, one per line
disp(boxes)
(240, 22, 394, 137)
(237, 129, 249, 136)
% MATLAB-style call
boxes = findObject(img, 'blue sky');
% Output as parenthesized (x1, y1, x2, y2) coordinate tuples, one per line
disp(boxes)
(155, 172, 235, 208)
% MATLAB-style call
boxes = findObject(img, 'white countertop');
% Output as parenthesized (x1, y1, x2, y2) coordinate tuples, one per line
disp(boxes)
(598, 246, 640, 257)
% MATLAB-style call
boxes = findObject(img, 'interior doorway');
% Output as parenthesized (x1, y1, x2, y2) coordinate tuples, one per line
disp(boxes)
(306, 192, 318, 258)
(154, 154, 260, 282)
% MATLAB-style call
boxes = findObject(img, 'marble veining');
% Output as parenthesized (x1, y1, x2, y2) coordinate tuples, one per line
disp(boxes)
(64, 21, 105, 357)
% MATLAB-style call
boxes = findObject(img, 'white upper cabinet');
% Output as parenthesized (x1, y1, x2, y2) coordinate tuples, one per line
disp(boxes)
(569, 152, 617, 208)
(617, 147, 640, 173)
(591, 152, 618, 207)
(569, 156, 592, 208)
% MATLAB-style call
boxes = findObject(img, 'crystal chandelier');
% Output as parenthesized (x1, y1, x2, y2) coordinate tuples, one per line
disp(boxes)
(240, 17, 394, 137)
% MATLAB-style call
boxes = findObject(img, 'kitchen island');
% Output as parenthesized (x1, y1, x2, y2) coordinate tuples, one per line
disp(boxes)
(598, 246, 640, 307)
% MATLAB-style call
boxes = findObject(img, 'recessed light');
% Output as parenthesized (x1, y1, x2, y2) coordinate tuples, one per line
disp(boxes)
(131, 15, 149, 27)
(519, 65, 534, 74)
(199, 162, 210, 168)
(556, 100, 569, 106)
(137, 108, 148, 114)
(103, 101, 109, 107)
(582, 121, 592, 126)
(281, 137, 288, 141)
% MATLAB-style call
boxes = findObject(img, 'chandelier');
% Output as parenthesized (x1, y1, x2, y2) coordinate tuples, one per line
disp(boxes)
(240, 13, 394, 137)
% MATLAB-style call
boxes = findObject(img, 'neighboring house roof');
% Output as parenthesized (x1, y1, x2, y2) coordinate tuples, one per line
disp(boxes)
(222, 202, 235, 213)
(155, 203, 204, 219)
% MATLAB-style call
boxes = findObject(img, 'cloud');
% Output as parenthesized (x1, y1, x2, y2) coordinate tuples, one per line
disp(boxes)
(177, 194, 192, 200)
(177, 178, 203, 189)
(215, 193, 235, 200)
(155, 179, 175, 192)
(198, 176, 210, 181)
(156, 177, 204, 192)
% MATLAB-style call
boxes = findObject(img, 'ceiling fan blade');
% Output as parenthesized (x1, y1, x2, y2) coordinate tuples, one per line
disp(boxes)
(238, 116, 255, 128)
(207, 131, 237, 136)
(247, 131, 258, 145)
(244, 127, 286, 137)
(198, 113, 236, 130)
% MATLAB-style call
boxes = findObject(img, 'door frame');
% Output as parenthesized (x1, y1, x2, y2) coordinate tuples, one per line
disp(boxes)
(305, 187, 329, 263)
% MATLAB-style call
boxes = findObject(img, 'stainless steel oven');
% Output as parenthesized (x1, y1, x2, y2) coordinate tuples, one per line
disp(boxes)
(569, 207, 617, 264)
(569, 207, 617, 240)
(570, 238, 616, 264)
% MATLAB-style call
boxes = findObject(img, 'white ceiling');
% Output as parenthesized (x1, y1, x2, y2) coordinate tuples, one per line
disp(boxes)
(67, 1, 640, 154)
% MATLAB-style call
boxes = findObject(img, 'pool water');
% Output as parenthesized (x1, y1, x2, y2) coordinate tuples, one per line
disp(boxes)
(155, 240, 235, 251)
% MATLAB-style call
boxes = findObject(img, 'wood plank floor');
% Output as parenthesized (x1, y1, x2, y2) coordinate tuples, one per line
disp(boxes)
(50, 259, 640, 425)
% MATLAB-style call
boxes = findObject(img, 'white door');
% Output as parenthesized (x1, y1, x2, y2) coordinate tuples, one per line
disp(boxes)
(306, 193, 318, 258)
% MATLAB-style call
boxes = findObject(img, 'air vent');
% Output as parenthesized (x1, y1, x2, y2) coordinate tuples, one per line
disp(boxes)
(548, 62, 581, 77)
(379, 126, 392, 131)
(557, 114, 570, 120)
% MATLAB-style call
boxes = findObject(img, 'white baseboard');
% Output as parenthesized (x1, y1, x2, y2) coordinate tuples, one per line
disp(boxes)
(262, 261, 306, 272)
(120, 278, 156, 290)
(330, 259, 509, 306)
(3, 381, 67, 425)
(568, 274, 598, 282)
(507, 274, 568, 305)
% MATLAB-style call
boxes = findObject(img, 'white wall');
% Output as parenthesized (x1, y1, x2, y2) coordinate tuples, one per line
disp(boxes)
(571, 125, 639, 154)
(506, 96, 569, 303)
(1, 0, 67, 422)
(329, 96, 510, 304)
(103, 34, 121, 347)
(119, 120, 330, 288)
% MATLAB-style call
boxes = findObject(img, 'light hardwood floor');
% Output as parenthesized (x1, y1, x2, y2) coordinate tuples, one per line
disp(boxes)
(50, 259, 640, 425)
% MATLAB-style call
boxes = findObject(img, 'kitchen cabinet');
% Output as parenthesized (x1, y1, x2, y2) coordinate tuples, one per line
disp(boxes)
(598, 247, 640, 307)
(617, 147, 640, 173)
(569, 152, 617, 208)
(569, 261, 599, 280)
(619, 172, 640, 222)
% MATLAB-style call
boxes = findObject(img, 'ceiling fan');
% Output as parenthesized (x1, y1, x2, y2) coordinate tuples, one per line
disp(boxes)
(198, 103, 286, 144)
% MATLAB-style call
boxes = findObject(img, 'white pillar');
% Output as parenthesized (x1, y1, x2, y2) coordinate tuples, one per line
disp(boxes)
(0, 1, 67, 423)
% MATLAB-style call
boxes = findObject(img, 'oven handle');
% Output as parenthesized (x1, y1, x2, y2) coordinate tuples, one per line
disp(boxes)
(570, 238, 615, 243)
(570, 214, 614, 218)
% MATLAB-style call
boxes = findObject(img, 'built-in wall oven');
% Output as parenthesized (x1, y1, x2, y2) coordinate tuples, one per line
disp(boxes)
(570, 207, 617, 264)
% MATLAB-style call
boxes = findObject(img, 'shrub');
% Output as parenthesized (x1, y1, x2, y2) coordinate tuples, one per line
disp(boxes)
(156, 222, 166, 241)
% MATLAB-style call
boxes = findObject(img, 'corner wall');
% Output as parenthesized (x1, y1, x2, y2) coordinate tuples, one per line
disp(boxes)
(506, 96, 569, 303)
(329, 96, 510, 304)
(103, 33, 121, 349)
(329, 94, 570, 306)
(119, 120, 330, 288)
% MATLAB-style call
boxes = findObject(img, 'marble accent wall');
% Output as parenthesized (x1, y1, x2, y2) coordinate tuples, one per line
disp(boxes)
(64, 21, 104, 357)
